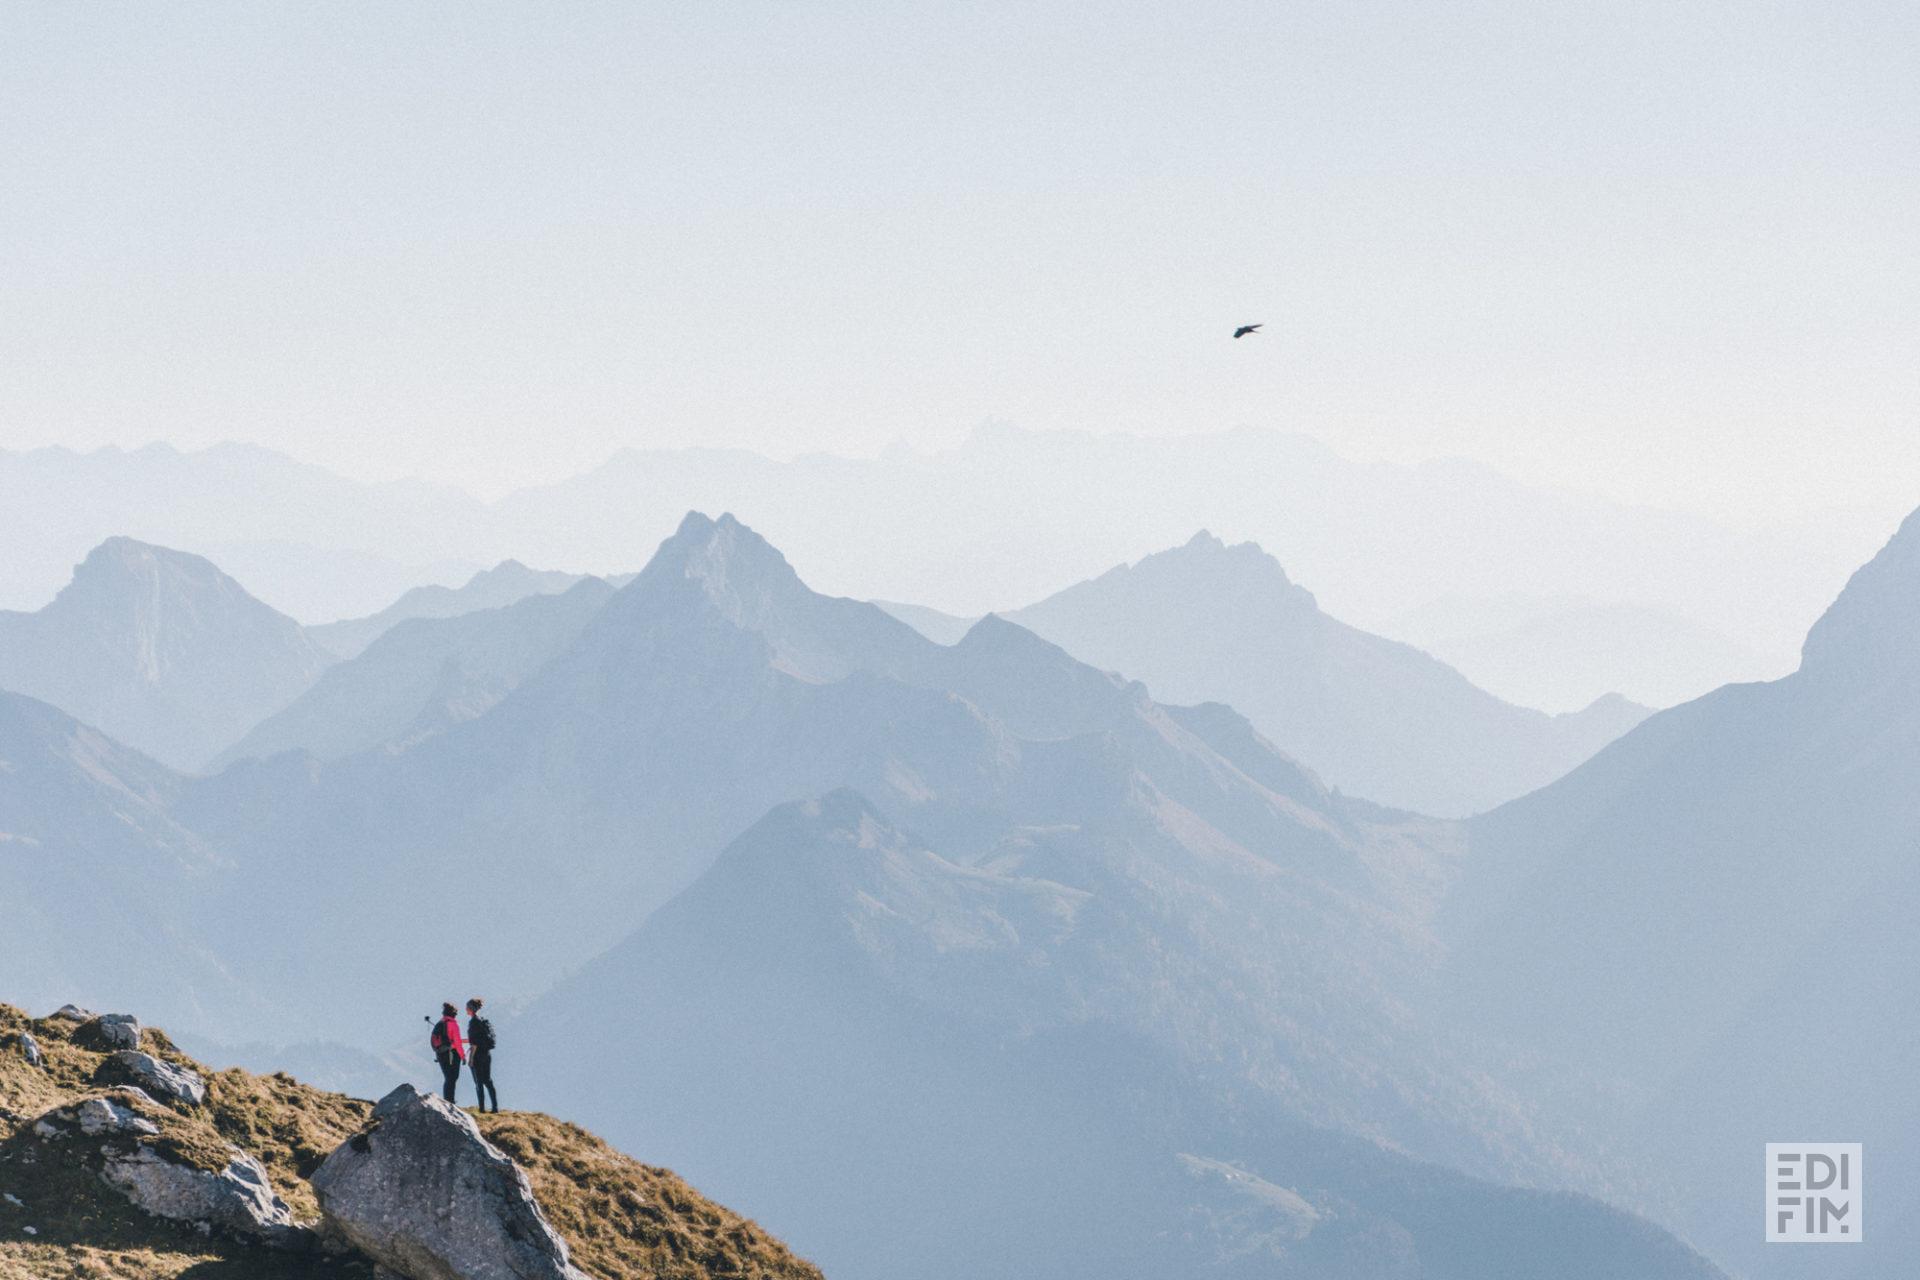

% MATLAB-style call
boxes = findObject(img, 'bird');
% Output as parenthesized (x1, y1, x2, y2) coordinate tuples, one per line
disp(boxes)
(1232, 324, 1262, 339)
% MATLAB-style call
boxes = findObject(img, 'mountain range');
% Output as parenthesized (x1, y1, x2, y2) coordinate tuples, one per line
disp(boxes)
(8, 501, 1920, 1276)
(1, 430, 1892, 701)
(881, 532, 1653, 816)
(0, 511, 1726, 1279)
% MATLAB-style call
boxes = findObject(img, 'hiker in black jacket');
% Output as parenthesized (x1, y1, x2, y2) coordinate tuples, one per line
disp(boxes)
(466, 997, 498, 1113)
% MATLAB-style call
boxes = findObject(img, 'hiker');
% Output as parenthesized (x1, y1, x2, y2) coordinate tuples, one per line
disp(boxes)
(430, 1001, 465, 1103)
(466, 997, 498, 1114)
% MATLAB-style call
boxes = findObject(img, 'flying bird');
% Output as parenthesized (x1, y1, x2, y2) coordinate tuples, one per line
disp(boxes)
(1232, 324, 1262, 339)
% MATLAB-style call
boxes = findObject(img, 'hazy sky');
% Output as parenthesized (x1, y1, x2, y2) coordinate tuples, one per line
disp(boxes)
(2, 2, 1915, 522)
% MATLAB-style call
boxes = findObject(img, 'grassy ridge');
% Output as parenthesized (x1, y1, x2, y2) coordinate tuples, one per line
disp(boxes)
(0, 1004, 820, 1280)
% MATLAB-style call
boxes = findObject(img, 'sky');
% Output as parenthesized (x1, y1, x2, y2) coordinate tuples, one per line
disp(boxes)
(2, 1, 1916, 523)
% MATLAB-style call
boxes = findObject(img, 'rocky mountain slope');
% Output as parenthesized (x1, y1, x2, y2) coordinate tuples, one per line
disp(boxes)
(217, 578, 616, 766)
(0, 692, 266, 1028)
(0, 1002, 820, 1280)
(309, 561, 603, 660)
(1441, 502, 1920, 1279)
(509, 792, 1723, 1280)
(993, 532, 1649, 815)
(0, 539, 334, 772)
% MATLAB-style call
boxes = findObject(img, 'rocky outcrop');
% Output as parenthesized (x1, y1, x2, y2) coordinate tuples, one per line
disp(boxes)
(31, 1092, 160, 1141)
(101, 1145, 304, 1248)
(27, 1091, 304, 1249)
(95, 1050, 207, 1106)
(311, 1084, 586, 1280)
(2, 999, 821, 1280)
(50, 1003, 94, 1022)
(74, 1013, 142, 1052)
(9, 1030, 41, 1067)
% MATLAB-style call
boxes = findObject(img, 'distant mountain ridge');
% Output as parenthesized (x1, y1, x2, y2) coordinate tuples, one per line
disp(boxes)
(0, 538, 334, 771)
(310, 559, 607, 659)
(217, 576, 618, 766)
(3, 429, 1890, 699)
(978, 531, 1651, 816)
(1382, 594, 1768, 711)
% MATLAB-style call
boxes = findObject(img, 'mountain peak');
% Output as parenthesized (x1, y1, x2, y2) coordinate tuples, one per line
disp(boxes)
(951, 612, 1102, 675)
(77, 536, 216, 578)
(4, 538, 332, 770)
(1151, 530, 1298, 582)
(955, 611, 1025, 644)
(60, 538, 261, 616)
(1104, 533, 1309, 606)
(592, 512, 927, 683)
(645, 511, 807, 602)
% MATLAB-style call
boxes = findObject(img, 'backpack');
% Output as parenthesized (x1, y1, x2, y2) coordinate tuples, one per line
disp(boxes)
(470, 1016, 497, 1052)
(429, 1019, 450, 1055)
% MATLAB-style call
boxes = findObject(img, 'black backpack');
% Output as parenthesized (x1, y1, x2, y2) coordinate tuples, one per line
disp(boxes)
(470, 1016, 497, 1052)
(429, 1019, 451, 1055)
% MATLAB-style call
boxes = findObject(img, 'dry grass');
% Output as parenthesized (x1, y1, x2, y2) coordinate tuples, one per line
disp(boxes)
(2, 1005, 822, 1280)
(200, 1070, 371, 1222)
(479, 1112, 823, 1280)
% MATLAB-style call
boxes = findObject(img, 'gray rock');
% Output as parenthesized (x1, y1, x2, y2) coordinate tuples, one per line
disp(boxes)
(96, 1051, 206, 1106)
(312, 1084, 585, 1280)
(11, 1031, 42, 1068)
(31, 1094, 161, 1140)
(75, 1096, 163, 1138)
(74, 1013, 143, 1052)
(101, 1144, 304, 1248)
(49, 1003, 94, 1022)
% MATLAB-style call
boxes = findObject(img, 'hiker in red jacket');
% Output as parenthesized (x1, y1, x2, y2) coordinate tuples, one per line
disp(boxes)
(431, 1001, 466, 1103)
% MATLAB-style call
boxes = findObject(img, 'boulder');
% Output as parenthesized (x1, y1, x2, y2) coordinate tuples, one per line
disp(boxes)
(74, 1095, 161, 1138)
(10, 1031, 42, 1068)
(74, 1014, 143, 1052)
(312, 1084, 585, 1280)
(101, 1145, 305, 1249)
(49, 1004, 94, 1022)
(31, 1092, 161, 1140)
(95, 1051, 206, 1106)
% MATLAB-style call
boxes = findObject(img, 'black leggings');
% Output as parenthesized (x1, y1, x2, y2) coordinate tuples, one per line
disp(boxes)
(439, 1054, 462, 1104)
(471, 1050, 497, 1113)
